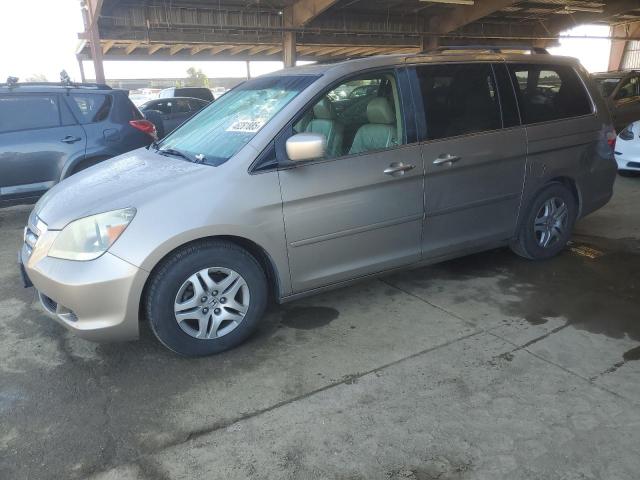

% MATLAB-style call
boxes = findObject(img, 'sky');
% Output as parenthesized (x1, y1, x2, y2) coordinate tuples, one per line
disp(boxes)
(0, 0, 615, 84)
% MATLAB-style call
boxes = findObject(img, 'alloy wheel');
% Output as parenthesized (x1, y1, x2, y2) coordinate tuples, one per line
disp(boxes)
(533, 197, 569, 248)
(173, 267, 250, 339)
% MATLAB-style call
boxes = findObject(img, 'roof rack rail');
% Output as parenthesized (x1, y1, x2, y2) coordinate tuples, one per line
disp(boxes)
(0, 81, 112, 89)
(432, 45, 549, 55)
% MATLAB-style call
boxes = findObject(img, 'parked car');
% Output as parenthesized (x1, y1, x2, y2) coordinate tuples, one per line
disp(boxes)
(211, 87, 227, 99)
(139, 97, 210, 137)
(593, 70, 640, 132)
(159, 87, 214, 102)
(0, 81, 157, 206)
(20, 52, 617, 356)
(614, 121, 640, 173)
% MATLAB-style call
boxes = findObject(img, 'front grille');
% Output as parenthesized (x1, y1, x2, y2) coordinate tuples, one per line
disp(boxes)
(627, 161, 640, 168)
(23, 212, 47, 258)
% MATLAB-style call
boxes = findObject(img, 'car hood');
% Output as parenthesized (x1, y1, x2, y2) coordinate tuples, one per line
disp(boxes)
(35, 148, 208, 230)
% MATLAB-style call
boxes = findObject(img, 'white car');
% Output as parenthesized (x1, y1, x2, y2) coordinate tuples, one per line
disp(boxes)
(615, 121, 640, 172)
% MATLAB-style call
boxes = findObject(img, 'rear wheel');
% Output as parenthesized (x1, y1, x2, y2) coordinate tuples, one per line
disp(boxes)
(145, 240, 267, 356)
(511, 183, 577, 260)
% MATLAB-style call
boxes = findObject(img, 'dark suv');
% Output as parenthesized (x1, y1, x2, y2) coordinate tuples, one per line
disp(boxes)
(158, 87, 214, 102)
(0, 82, 157, 206)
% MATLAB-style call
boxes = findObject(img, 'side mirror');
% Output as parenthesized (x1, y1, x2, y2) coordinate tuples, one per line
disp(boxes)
(285, 133, 326, 162)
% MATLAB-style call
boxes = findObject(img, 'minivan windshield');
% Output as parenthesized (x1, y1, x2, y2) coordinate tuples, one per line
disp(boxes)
(156, 75, 318, 166)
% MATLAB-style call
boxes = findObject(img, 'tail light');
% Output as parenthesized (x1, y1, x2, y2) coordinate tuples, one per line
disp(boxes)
(619, 125, 634, 141)
(606, 127, 617, 151)
(129, 119, 158, 140)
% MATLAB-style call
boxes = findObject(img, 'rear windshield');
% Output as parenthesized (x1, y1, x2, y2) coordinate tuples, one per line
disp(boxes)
(157, 75, 318, 166)
(594, 77, 622, 97)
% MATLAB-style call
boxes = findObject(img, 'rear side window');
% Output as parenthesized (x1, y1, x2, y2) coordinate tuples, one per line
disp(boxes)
(416, 63, 501, 140)
(71, 94, 112, 123)
(507, 64, 592, 124)
(0, 94, 60, 133)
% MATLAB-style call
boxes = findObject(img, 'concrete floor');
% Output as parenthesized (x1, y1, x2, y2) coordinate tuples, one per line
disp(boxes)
(1, 176, 639, 480)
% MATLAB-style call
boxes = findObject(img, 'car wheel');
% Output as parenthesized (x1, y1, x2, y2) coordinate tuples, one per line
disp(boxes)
(145, 240, 267, 356)
(511, 183, 577, 260)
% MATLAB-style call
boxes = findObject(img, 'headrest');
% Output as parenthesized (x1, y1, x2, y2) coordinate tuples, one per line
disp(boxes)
(313, 99, 333, 120)
(366, 97, 395, 124)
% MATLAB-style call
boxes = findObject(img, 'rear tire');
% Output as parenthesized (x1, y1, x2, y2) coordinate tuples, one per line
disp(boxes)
(511, 183, 577, 260)
(145, 240, 267, 357)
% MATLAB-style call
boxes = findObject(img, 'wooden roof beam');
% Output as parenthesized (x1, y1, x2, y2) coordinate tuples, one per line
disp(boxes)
(124, 43, 138, 55)
(430, 0, 518, 34)
(286, 0, 340, 27)
(169, 44, 187, 55)
(148, 44, 164, 55)
(102, 40, 115, 54)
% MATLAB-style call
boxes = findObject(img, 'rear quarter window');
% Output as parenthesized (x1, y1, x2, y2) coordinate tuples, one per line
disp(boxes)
(507, 64, 592, 124)
(0, 94, 60, 133)
(70, 94, 112, 123)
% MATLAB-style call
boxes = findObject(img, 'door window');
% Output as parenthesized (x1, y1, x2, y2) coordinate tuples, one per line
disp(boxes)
(173, 99, 192, 114)
(507, 64, 593, 124)
(416, 63, 502, 140)
(292, 72, 405, 159)
(70, 94, 112, 123)
(615, 76, 639, 100)
(0, 94, 60, 133)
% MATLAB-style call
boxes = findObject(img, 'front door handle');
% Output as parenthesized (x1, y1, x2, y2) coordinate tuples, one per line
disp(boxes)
(384, 162, 415, 176)
(433, 154, 461, 166)
(61, 135, 81, 144)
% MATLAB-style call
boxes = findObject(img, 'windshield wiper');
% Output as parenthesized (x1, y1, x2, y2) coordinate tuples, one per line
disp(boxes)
(157, 147, 197, 163)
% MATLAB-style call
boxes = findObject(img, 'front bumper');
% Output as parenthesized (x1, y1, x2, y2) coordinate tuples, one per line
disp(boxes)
(614, 153, 640, 171)
(20, 233, 148, 342)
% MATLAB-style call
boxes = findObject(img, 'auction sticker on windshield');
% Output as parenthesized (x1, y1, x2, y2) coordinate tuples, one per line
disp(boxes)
(226, 119, 266, 133)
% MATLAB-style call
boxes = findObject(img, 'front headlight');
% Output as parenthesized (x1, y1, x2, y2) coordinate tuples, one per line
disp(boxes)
(48, 208, 136, 261)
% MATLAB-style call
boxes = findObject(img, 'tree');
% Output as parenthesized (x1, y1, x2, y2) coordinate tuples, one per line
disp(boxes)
(185, 67, 209, 87)
(25, 73, 47, 82)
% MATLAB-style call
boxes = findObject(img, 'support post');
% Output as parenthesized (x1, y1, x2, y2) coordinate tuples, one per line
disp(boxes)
(420, 36, 439, 53)
(89, 26, 106, 84)
(283, 31, 297, 68)
(77, 56, 86, 82)
(81, 4, 106, 84)
(246, 60, 251, 79)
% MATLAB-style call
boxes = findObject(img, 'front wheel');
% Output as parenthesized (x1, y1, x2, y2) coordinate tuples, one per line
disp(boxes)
(145, 240, 267, 356)
(511, 183, 577, 260)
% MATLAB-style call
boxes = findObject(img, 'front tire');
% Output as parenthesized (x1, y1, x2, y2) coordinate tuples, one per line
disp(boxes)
(145, 240, 267, 357)
(511, 183, 577, 260)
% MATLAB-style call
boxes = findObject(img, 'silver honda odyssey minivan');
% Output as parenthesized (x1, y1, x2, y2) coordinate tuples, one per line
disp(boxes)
(20, 51, 617, 356)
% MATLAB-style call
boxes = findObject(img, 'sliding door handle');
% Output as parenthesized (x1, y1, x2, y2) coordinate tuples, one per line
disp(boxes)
(433, 154, 461, 166)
